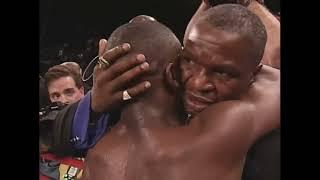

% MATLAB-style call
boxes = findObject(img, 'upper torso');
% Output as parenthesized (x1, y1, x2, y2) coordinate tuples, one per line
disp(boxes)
(82, 124, 245, 180)
(81, 65, 280, 180)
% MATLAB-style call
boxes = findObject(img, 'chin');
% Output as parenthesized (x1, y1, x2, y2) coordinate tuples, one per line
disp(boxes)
(184, 104, 206, 117)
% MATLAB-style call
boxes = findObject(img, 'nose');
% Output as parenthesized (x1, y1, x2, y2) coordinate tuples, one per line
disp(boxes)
(188, 68, 215, 93)
(56, 95, 70, 105)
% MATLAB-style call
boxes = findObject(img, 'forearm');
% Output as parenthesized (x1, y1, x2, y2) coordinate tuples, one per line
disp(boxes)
(72, 91, 110, 150)
(248, 1, 280, 69)
(192, 100, 255, 156)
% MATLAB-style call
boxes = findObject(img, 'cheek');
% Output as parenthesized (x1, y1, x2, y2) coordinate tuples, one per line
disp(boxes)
(74, 91, 83, 98)
(179, 64, 192, 84)
(50, 97, 56, 102)
(214, 79, 243, 99)
(179, 62, 200, 85)
(76, 89, 85, 98)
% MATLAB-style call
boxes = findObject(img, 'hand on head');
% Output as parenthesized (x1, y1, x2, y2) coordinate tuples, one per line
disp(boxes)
(91, 39, 151, 112)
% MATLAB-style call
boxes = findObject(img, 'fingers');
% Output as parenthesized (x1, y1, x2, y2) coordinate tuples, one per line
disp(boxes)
(105, 54, 146, 81)
(114, 81, 151, 101)
(98, 39, 108, 57)
(93, 64, 102, 86)
(111, 62, 150, 90)
(100, 43, 131, 65)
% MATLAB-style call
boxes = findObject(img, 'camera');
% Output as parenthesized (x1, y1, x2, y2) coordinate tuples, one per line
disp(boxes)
(39, 102, 67, 121)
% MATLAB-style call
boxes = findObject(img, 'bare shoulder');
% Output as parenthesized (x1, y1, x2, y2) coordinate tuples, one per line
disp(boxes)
(190, 65, 281, 153)
(256, 65, 280, 85)
(86, 125, 129, 162)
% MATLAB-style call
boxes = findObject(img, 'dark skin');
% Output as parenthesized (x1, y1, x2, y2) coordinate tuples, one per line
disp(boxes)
(184, 0, 280, 69)
(81, 15, 279, 180)
(49, 1, 279, 178)
(91, 42, 151, 112)
(180, 22, 260, 115)
(90, 0, 279, 114)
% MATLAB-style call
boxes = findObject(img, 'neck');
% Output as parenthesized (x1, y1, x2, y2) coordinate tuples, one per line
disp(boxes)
(119, 83, 184, 130)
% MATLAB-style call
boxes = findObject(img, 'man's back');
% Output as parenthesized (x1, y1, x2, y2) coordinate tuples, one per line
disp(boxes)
(83, 123, 244, 180)
(81, 124, 129, 180)
(82, 65, 279, 180)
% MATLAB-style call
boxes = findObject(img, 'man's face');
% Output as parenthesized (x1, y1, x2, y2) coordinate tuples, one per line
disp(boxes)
(180, 21, 257, 115)
(48, 76, 84, 105)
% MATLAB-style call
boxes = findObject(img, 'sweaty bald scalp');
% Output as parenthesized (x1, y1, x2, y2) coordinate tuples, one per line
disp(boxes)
(201, 4, 267, 65)
(107, 19, 182, 78)
(129, 15, 157, 23)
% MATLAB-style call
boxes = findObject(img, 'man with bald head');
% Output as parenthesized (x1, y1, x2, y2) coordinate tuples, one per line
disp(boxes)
(81, 18, 184, 180)
(81, 4, 279, 180)
(51, 1, 279, 180)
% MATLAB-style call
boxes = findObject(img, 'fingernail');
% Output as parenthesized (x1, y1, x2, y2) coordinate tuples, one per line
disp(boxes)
(122, 43, 130, 51)
(140, 62, 149, 69)
(99, 39, 107, 45)
(137, 54, 146, 62)
(145, 81, 151, 88)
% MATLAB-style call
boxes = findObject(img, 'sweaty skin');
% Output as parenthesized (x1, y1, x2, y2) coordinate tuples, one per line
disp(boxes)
(81, 13, 279, 179)
(81, 66, 279, 180)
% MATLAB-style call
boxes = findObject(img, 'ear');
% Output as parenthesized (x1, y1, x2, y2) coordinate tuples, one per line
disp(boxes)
(250, 64, 263, 84)
(165, 62, 180, 90)
(79, 86, 85, 95)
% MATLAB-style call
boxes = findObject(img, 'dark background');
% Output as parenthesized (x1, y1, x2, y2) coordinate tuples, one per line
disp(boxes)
(39, 0, 199, 74)
(39, 0, 280, 74)
(40, 0, 200, 47)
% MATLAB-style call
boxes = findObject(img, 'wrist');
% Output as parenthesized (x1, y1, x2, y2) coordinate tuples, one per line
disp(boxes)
(89, 91, 101, 113)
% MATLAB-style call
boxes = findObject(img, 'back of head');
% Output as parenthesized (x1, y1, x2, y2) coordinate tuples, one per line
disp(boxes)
(129, 15, 157, 23)
(107, 19, 182, 85)
(200, 4, 267, 65)
(108, 19, 186, 124)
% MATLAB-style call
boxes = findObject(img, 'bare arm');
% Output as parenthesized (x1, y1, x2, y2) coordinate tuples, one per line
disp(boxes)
(248, 1, 280, 69)
(190, 101, 256, 160)
(241, 66, 280, 138)
(183, 1, 211, 45)
(190, 78, 280, 158)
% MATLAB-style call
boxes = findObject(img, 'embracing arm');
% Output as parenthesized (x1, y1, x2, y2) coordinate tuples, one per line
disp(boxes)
(248, 1, 280, 69)
(190, 101, 256, 159)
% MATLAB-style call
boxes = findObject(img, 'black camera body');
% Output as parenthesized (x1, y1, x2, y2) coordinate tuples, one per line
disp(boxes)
(40, 102, 67, 151)
(39, 102, 66, 121)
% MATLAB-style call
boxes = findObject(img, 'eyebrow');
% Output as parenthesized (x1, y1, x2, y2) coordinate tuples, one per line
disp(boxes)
(49, 92, 59, 97)
(210, 64, 241, 75)
(187, 38, 221, 50)
(63, 88, 75, 93)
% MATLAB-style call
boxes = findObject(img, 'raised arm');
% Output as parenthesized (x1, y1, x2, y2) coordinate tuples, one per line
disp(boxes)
(184, 0, 211, 45)
(248, 1, 280, 69)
